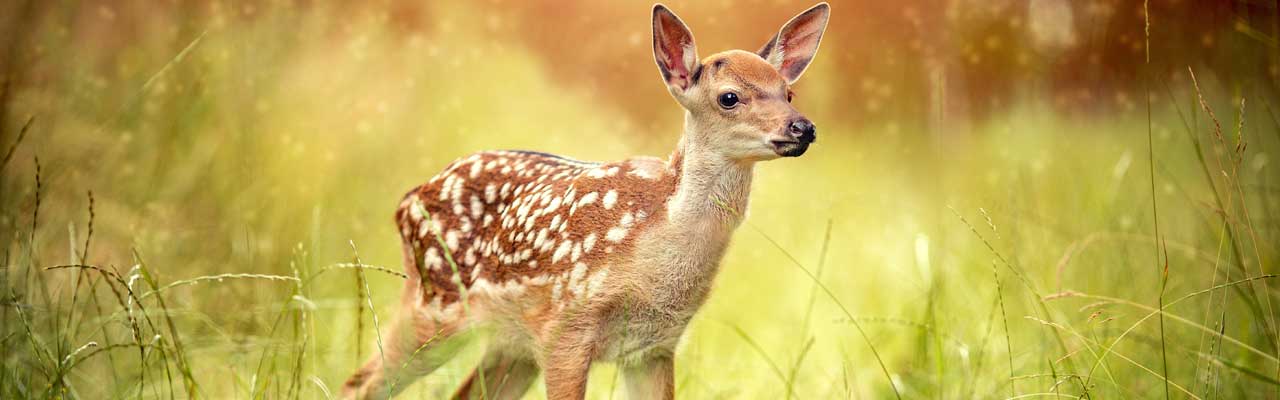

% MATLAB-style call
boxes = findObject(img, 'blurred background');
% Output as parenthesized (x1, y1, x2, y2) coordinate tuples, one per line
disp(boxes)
(1, 0, 1278, 398)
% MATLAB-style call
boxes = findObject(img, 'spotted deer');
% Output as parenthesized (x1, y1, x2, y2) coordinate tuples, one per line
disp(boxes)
(342, 3, 829, 399)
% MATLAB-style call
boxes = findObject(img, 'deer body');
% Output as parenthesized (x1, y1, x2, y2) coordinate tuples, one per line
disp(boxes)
(343, 4, 830, 399)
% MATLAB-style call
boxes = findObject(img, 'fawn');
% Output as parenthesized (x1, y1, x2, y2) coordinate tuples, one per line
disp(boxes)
(342, 3, 830, 399)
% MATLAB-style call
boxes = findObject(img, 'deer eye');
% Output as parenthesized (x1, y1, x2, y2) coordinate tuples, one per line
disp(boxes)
(717, 92, 740, 109)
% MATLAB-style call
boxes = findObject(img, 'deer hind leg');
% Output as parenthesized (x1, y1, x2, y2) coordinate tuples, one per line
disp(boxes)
(451, 347, 540, 400)
(342, 242, 473, 399)
(341, 299, 475, 399)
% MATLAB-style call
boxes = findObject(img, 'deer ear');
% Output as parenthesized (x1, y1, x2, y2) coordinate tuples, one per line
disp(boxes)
(652, 4, 699, 92)
(758, 3, 830, 84)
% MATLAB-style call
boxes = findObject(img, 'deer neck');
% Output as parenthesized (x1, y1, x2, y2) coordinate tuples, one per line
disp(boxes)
(627, 114, 755, 310)
(667, 117, 754, 228)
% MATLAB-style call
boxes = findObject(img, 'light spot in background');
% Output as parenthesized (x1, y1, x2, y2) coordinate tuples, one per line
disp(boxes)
(628, 31, 643, 47)
(1029, 0, 1076, 52)
(1112, 150, 1132, 180)
(914, 233, 931, 287)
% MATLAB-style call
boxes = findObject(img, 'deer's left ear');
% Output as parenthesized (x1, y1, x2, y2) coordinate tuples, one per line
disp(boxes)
(758, 3, 830, 84)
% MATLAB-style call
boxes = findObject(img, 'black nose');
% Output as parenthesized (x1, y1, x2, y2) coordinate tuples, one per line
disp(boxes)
(789, 118, 816, 143)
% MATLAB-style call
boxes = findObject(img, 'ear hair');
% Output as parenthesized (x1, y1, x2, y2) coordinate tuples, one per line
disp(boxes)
(758, 3, 830, 84)
(652, 4, 700, 92)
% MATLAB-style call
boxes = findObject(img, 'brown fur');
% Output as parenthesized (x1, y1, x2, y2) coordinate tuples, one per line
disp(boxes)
(392, 151, 679, 306)
(342, 4, 830, 399)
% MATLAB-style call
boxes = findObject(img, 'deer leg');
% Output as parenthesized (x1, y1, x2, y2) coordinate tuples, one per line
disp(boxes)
(622, 351, 674, 400)
(451, 347, 540, 400)
(541, 325, 597, 400)
(342, 299, 471, 399)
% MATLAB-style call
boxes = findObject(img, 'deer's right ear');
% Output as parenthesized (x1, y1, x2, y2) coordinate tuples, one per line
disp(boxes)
(652, 4, 699, 93)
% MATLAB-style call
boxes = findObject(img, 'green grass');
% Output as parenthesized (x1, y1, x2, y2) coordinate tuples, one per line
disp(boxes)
(2, 1, 1279, 399)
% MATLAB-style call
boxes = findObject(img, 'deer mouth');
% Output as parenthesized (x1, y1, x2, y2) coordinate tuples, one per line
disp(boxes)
(771, 140, 810, 157)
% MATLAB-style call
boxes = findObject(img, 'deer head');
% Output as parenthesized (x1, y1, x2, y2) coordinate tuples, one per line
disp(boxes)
(652, 3, 830, 161)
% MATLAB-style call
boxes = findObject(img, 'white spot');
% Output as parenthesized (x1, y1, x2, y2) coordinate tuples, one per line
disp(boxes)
(469, 161, 483, 178)
(453, 177, 466, 199)
(408, 199, 424, 221)
(583, 233, 598, 253)
(484, 183, 498, 203)
(470, 196, 484, 219)
(579, 192, 598, 206)
(549, 214, 563, 231)
(438, 175, 455, 201)
(425, 247, 443, 270)
(605, 227, 627, 242)
(545, 197, 562, 213)
(571, 242, 582, 262)
(628, 167, 658, 180)
(446, 231, 459, 250)
(533, 228, 549, 250)
(619, 211, 634, 227)
(602, 190, 618, 209)
(553, 240, 573, 263)
(459, 217, 473, 233)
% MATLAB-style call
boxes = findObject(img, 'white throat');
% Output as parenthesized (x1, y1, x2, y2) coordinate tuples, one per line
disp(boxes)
(667, 114, 755, 227)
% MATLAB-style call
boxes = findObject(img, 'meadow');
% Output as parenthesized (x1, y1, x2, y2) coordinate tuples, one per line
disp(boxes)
(2, 1, 1278, 399)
